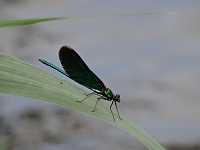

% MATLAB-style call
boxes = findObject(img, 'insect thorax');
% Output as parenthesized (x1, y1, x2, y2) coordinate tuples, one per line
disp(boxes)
(103, 88, 114, 99)
(91, 88, 114, 99)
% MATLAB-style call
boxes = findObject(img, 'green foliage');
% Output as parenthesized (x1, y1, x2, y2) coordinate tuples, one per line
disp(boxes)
(0, 53, 165, 150)
(0, 18, 64, 27)
(0, 12, 175, 27)
(0, 141, 6, 150)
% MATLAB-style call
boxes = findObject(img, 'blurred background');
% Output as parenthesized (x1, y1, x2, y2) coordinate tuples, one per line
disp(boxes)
(0, 0, 200, 150)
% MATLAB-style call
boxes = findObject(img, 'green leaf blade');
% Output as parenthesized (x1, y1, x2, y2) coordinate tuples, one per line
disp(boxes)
(0, 12, 175, 27)
(0, 53, 165, 150)
(0, 18, 64, 27)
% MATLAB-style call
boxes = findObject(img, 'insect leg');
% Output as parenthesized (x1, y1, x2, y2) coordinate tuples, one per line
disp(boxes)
(91, 96, 106, 112)
(114, 101, 122, 120)
(91, 98, 100, 112)
(83, 92, 94, 96)
(76, 92, 95, 103)
(110, 101, 115, 122)
(94, 97, 115, 122)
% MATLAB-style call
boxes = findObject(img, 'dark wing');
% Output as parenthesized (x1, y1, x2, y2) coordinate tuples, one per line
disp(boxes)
(59, 46, 106, 91)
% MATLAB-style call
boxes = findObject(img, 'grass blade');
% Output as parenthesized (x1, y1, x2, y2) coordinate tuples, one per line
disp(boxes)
(0, 18, 64, 27)
(64, 12, 175, 19)
(0, 53, 165, 150)
(0, 12, 175, 27)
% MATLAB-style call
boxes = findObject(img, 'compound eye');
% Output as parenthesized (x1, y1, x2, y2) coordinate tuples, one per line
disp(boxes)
(118, 94, 120, 99)
(115, 94, 120, 102)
